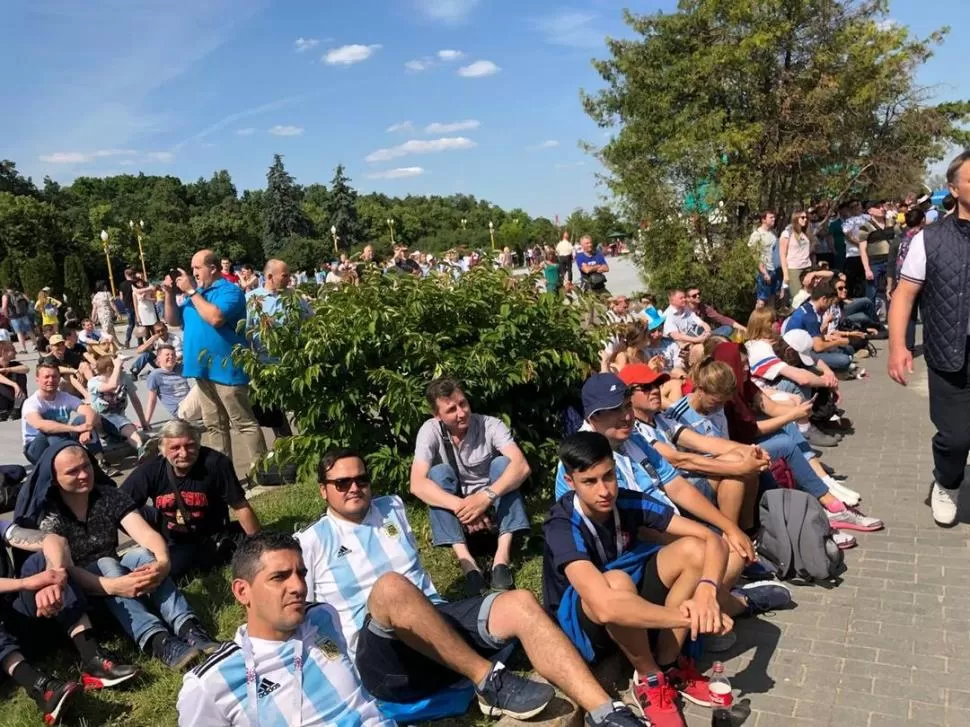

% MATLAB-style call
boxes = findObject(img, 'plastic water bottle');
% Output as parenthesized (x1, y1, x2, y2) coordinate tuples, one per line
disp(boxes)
(710, 662, 733, 727)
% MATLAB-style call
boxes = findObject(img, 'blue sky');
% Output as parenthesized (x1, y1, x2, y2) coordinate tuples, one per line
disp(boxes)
(2, 0, 967, 219)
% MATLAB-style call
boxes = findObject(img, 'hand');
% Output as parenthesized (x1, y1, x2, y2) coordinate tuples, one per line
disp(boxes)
(78, 430, 93, 445)
(21, 568, 68, 593)
(888, 345, 914, 386)
(106, 571, 157, 598)
(723, 526, 756, 563)
(793, 396, 816, 420)
(762, 272, 771, 283)
(133, 559, 171, 591)
(73, 421, 94, 435)
(680, 590, 730, 641)
(647, 355, 666, 373)
(737, 446, 768, 474)
(12, 385, 23, 399)
(174, 269, 195, 294)
(865, 268, 874, 281)
(454, 491, 491, 526)
(35, 584, 66, 617)
(822, 371, 839, 388)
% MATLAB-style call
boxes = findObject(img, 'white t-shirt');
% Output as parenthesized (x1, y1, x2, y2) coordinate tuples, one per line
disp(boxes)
(21, 391, 83, 444)
(842, 215, 868, 258)
(78, 330, 104, 345)
(176, 603, 393, 727)
(662, 306, 707, 339)
(745, 339, 786, 388)
(555, 240, 574, 257)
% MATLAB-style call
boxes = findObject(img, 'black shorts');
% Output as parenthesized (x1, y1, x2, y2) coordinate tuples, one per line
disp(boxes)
(355, 593, 510, 702)
(576, 551, 670, 660)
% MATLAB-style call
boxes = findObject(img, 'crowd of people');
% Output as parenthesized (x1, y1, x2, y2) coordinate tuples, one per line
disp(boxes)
(0, 163, 957, 727)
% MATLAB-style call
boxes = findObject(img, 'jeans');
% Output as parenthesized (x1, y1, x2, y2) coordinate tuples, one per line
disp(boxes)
(843, 298, 879, 328)
(755, 427, 828, 499)
(711, 325, 734, 338)
(130, 350, 156, 376)
(14, 552, 89, 632)
(84, 547, 196, 650)
(813, 346, 854, 372)
(867, 260, 888, 311)
(195, 379, 267, 478)
(773, 377, 811, 400)
(928, 344, 970, 490)
(427, 456, 531, 546)
(24, 414, 102, 465)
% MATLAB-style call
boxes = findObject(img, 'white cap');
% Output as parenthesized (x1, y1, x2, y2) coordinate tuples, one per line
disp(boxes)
(782, 329, 815, 366)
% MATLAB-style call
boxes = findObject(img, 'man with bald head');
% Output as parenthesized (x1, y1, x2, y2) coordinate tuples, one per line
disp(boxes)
(164, 250, 266, 482)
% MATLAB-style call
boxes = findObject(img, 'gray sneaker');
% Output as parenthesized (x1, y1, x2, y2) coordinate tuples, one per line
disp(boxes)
(806, 425, 840, 448)
(477, 662, 555, 719)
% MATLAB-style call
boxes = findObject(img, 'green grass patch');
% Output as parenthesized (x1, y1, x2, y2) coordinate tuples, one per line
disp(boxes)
(2, 480, 550, 726)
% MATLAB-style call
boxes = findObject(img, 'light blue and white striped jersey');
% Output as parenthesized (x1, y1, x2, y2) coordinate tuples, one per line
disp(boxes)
(177, 602, 394, 727)
(661, 395, 729, 441)
(297, 495, 443, 660)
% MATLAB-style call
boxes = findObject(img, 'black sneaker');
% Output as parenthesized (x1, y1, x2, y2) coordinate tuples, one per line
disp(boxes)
(81, 652, 140, 690)
(464, 570, 487, 597)
(29, 676, 79, 725)
(184, 625, 221, 655)
(153, 634, 202, 670)
(490, 564, 515, 591)
(97, 458, 123, 478)
(585, 702, 647, 727)
(476, 662, 555, 719)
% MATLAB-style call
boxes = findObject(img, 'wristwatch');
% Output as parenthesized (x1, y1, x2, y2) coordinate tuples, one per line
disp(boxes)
(185, 288, 198, 297)
(483, 487, 498, 504)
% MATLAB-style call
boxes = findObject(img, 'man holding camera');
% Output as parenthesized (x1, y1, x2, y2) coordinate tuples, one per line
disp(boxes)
(121, 419, 261, 580)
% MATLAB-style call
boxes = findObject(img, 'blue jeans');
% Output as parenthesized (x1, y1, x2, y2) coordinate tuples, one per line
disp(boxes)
(755, 427, 827, 499)
(867, 260, 888, 310)
(84, 547, 196, 650)
(427, 456, 531, 546)
(24, 414, 102, 465)
(773, 378, 811, 400)
(813, 346, 853, 372)
(130, 350, 156, 375)
(711, 325, 734, 338)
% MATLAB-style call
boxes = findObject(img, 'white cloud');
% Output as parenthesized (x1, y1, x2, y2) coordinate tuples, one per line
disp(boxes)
(269, 125, 304, 136)
(365, 137, 476, 162)
(120, 159, 136, 166)
(531, 140, 559, 150)
(457, 60, 500, 78)
(405, 58, 434, 72)
(534, 11, 603, 49)
(424, 119, 480, 134)
(386, 121, 415, 133)
(323, 44, 382, 65)
(235, 127, 257, 136)
(437, 49, 464, 61)
(38, 149, 136, 164)
(174, 94, 311, 150)
(145, 151, 174, 162)
(414, 0, 480, 24)
(294, 37, 320, 53)
(366, 167, 426, 180)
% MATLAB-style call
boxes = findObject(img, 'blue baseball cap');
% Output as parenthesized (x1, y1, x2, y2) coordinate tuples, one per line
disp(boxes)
(641, 305, 665, 332)
(582, 373, 629, 419)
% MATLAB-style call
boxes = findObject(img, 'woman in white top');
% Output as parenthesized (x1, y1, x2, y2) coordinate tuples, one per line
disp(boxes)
(779, 210, 814, 297)
(132, 276, 158, 328)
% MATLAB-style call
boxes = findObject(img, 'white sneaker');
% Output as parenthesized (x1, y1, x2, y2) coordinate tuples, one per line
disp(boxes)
(823, 476, 861, 507)
(930, 482, 958, 527)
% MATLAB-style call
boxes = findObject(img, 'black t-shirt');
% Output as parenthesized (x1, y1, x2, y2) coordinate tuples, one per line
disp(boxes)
(120, 280, 135, 311)
(39, 484, 138, 567)
(62, 347, 85, 370)
(121, 446, 247, 544)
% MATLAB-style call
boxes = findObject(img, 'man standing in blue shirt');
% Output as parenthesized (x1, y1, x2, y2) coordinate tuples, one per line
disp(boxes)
(781, 282, 855, 373)
(575, 235, 609, 292)
(165, 250, 266, 481)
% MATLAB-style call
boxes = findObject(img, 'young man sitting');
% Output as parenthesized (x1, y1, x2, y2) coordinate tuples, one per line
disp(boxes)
(298, 448, 645, 727)
(77, 319, 118, 358)
(409, 377, 532, 595)
(177, 532, 395, 727)
(130, 321, 183, 379)
(144, 345, 192, 422)
(544, 431, 734, 727)
(122, 419, 261, 580)
(86, 355, 154, 461)
(781, 282, 859, 376)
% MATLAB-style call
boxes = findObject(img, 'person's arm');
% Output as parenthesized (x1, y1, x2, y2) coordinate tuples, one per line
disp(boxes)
(0, 362, 28, 375)
(231, 502, 261, 535)
(0, 373, 22, 397)
(163, 277, 183, 327)
(652, 437, 762, 478)
(778, 362, 831, 388)
(747, 393, 813, 435)
(663, 477, 754, 562)
(454, 440, 531, 525)
(888, 279, 921, 385)
(859, 238, 872, 280)
(144, 390, 158, 424)
(135, 334, 159, 354)
(704, 304, 738, 329)
(811, 334, 846, 352)
(128, 387, 151, 430)
(24, 410, 89, 436)
(183, 290, 225, 327)
(779, 231, 791, 285)
(119, 511, 171, 589)
(409, 458, 463, 510)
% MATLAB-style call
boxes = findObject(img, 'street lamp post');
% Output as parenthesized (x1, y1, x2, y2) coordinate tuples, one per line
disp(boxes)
(488, 221, 495, 251)
(330, 225, 339, 254)
(386, 218, 395, 245)
(128, 219, 148, 280)
(100, 229, 117, 297)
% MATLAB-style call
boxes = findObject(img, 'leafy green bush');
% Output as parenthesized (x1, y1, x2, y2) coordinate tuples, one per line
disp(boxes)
(238, 267, 605, 499)
(63, 253, 90, 307)
(20, 251, 57, 297)
(0, 257, 20, 291)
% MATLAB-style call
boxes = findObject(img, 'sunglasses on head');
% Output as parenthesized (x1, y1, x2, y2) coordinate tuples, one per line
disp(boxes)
(325, 475, 371, 492)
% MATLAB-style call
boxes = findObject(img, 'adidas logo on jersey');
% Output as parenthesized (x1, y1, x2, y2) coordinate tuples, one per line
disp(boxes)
(336, 545, 352, 558)
(257, 677, 280, 699)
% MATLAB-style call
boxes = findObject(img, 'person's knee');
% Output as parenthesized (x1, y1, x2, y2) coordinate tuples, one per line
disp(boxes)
(494, 588, 541, 617)
(676, 536, 706, 572)
(368, 572, 418, 612)
(95, 556, 127, 578)
(428, 463, 458, 491)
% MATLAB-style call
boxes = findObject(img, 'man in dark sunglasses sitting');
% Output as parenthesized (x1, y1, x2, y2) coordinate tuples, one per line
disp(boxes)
(296, 448, 646, 727)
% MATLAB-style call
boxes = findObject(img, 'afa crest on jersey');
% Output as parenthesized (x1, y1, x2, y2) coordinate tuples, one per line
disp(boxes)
(383, 522, 399, 538)
(315, 637, 341, 660)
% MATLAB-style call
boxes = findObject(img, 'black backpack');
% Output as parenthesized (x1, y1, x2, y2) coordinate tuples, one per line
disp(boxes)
(757, 489, 844, 582)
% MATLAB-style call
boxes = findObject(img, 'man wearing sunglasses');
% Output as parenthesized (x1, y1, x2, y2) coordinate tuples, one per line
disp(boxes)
(297, 448, 646, 727)
(130, 321, 182, 380)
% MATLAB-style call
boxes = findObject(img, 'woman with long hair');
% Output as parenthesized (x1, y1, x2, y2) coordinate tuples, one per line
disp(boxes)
(779, 210, 814, 298)
(34, 289, 62, 333)
(600, 322, 648, 373)
(89, 280, 119, 345)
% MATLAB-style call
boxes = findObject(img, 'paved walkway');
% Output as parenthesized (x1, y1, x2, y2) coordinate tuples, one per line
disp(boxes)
(678, 346, 969, 727)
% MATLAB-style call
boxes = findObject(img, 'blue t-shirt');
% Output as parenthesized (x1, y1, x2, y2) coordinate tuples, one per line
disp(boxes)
(542, 488, 675, 615)
(575, 251, 607, 275)
(146, 366, 191, 417)
(180, 278, 248, 386)
(783, 300, 822, 338)
(246, 287, 311, 363)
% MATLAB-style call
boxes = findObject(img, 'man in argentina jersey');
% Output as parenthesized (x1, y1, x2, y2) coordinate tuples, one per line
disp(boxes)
(297, 448, 646, 727)
(177, 532, 392, 727)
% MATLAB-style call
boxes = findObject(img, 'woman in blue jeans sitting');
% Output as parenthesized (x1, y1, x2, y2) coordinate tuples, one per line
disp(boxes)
(710, 343, 883, 533)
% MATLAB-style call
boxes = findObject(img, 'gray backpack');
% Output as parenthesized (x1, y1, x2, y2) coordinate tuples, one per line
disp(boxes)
(757, 489, 844, 582)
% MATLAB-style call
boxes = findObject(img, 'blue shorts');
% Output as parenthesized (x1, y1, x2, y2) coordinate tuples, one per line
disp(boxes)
(755, 269, 783, 301)
(101, 411, 135, 434)
(10, 317, 31, 335)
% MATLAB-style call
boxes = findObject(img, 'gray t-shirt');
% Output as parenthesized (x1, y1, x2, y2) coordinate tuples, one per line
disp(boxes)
(147, 366, 191, 417)
(413, 414, 514, 494)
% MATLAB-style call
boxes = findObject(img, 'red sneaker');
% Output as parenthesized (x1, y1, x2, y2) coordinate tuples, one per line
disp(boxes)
(631, 671, 686, 727)
(665, 657, 712, 707)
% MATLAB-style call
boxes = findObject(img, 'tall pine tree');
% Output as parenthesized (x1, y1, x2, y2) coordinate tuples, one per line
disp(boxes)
(262, 154, 309, 258)
(324, 164, 360, 252)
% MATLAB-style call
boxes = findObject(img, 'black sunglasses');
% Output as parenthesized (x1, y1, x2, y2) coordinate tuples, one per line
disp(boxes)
(325, 475, 371, 493)
(629, 383, 662, 392)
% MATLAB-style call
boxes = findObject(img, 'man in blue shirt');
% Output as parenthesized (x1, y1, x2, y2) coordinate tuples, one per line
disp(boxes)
(781, 281, 854, 372)
(165, 250, 266, 480)
(575, 235, 609, 292)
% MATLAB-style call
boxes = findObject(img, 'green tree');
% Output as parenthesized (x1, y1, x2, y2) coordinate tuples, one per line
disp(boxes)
(21, 251, 58, 297)
(324, 164, 361, 251)
(263, 154, 309, 258)
(0, 257, 20, 291)
(0, 192, 63, 259)
(63, 254, 90, 307)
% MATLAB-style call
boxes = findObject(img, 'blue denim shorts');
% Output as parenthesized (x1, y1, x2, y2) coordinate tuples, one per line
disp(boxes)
(755, 269, 783, 301)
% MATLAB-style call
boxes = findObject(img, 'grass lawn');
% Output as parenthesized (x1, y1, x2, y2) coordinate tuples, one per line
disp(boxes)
(1, 479, 549, 727)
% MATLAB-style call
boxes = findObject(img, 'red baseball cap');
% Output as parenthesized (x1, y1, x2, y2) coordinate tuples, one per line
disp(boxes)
(618, 363, 669, 387)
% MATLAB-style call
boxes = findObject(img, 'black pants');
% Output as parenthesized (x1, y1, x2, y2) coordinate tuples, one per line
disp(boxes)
(928, 342, 970, 490)
(558, 255, 573, 283)
(844, 257, 866, 299)
(0, 373, 26, 413)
